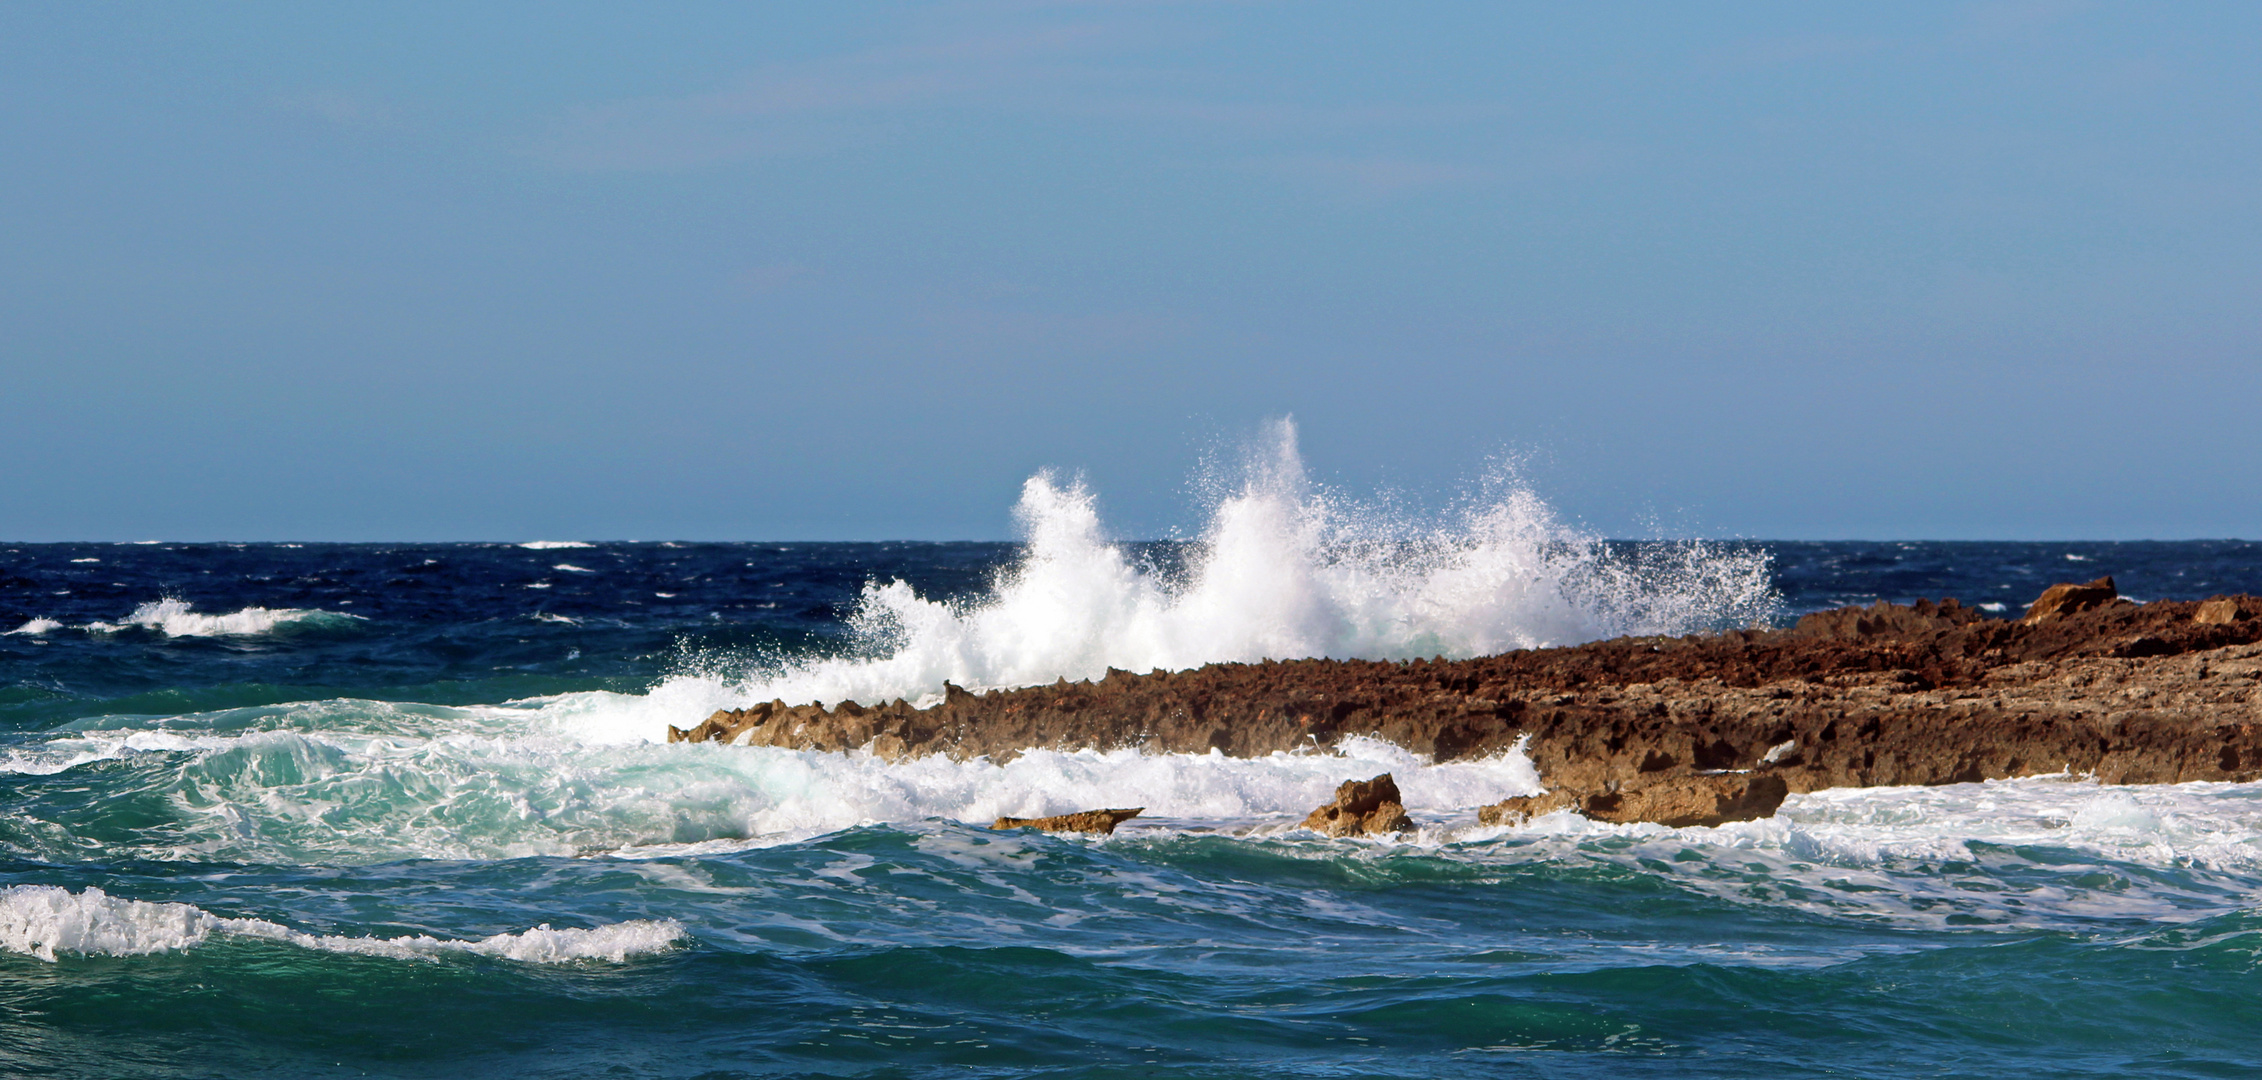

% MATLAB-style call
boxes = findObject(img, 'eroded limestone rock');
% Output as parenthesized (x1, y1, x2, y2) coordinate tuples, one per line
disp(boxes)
(1477, 774, 1788, 829)
(1302, 773, 1413, 837)
(1475, 790, 1580, 826)
(669, 590, 2262, 803)
(2197, 598, 2255, 625)
(1581, 773, 1789, 828)
(990, 808, 1144, 834)
(2024, 577, 2119, 624)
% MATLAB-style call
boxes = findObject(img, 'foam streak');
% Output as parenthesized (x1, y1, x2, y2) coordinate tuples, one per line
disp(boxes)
(0, 885, 683, 963)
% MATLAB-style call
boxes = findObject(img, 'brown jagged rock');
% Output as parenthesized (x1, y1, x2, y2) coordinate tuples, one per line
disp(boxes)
(1582, 774, 1789, 828)
(2024, 577, 2119, 624)
(990, 808, 1144, 834)
(1793, 597, 1985, 639)
(1302, 773, 1414, 836)
(1476, 790, 1580, 826)
(2197, 598, 2255, 625)
(1476, 774, 1787, 828)
(670, 592, 2262, 804)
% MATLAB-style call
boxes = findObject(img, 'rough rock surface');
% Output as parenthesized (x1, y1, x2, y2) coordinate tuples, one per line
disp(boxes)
(672, 591, 2262, 813)
(2023, 576, 2120, 624)
(1479, 775, 1788, 829)
(2198, 598, 2256, 625)
(1474, 791, 1581, 826)
(1301, 774, 1413, 836)
(991, 808, 1144, 834)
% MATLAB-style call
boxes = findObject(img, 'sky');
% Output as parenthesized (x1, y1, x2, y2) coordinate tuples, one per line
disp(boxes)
(2, 2, 2257, 542)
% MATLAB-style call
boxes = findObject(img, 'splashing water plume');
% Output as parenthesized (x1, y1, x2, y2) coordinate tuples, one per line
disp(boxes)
(588, 422, 1777, 738)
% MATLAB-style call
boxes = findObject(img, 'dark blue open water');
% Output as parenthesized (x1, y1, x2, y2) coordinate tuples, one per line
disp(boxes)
(5, 535, 2262, 1078)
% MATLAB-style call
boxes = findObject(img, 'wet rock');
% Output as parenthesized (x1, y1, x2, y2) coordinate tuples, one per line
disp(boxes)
(1302, 774, 1414, 837)
(990, 808, 1144, 834)
(2023, 577, 2118, 624)
(672, 595, 2262, 801)
(2197, 598, 2255, 625)
(1475, 790, 1580, 826)
(1477, 774, 1787, 828)
(1580, 774, 1789, 828)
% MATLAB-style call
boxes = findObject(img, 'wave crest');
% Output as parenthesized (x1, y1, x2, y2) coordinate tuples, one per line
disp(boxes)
(0, 884, 683, 963)
(85, 599, 362, 638)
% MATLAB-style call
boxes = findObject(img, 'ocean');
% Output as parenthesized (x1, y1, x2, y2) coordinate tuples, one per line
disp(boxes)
(6, 464, 2262, 1077)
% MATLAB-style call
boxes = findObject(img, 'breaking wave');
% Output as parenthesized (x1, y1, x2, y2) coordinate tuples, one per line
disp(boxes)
(638, 419, 1777, 721)
(0, 885, 683, 963)
(0, 707, 1542, 862)
(82, 599, 363, 637)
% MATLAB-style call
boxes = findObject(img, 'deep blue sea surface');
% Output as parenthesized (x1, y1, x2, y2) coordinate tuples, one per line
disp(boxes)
(5, 533, 2262, 1078)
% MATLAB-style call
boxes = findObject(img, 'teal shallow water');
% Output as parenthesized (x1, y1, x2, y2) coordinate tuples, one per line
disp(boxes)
(9, 820, 2262, 1078)
(6, 540, 2262, 1077)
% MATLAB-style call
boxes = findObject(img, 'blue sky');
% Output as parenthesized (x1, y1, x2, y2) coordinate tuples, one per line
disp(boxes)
(3, 2, 2256, 541)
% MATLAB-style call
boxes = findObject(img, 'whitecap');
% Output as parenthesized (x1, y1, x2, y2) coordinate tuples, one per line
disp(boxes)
(4, 618, 61, 636)
(0, 702, 1540, 862)
(553, 563, 596, 573)
(520, 541, 594, 550)
(0, 884, 682, 964)
(85, 599, 361, 637)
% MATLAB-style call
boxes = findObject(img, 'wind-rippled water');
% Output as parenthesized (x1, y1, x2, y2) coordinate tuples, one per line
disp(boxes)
(7, 462, 2262, 1076)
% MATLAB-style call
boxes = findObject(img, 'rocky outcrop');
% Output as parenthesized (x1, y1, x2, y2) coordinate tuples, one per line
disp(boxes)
(672, 589, 2262, 822)
(1475, 791, 1581, 826)
(1301, 774, 1413, 836)
(1477, 774, 1788, 829)
(2198, 598, 2256, 625)
(991, 808, 1144, 834)
(2023, 576, 2120, 624)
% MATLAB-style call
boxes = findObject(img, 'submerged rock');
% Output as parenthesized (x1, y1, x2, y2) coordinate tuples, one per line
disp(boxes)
(1477, 774, 1788, 829)
(991, 808, 1144, 834)
(1581, 774, 1789, 828)
(1302, 773, 1414, 837)
(1475, 790, 1580, 826)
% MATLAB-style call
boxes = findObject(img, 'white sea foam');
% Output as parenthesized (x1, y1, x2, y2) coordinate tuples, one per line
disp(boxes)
(553, 563, 596, 573)
(20, 692, 2262, 939)
(4, 618, 61, 636)
(520, 541, 594, 550)
(1, 698, 1540, 862)
(0, 884, 683, 963)
(81, 599, 360, 637)
(1448, 774, 2262, 929)
(1455, 774, 2262, 867)
(597, 420, 1776, 740)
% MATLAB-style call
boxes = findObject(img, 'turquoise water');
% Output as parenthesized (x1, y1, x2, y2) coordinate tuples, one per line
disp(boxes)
(5, 537, 2262, 1077)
